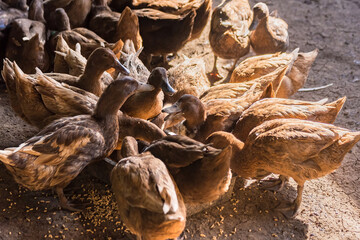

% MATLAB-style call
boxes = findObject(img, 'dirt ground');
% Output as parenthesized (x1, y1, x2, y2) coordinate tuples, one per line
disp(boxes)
(0, 0, 360, 239)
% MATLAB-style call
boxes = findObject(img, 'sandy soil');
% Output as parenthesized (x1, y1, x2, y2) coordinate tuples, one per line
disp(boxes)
(0, 0, 359, 239)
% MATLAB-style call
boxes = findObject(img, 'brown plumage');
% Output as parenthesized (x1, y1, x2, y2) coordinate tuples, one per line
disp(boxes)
(49, 8, 123, 59)
(145, 135, 233, 205)
(135, 8, 195, 66)
(43, 47, 129, 96)
(111, 136, 186, 240)
(208, 0, 253, 81)
(249, 2, 289, 54)
(207, 119, 360, 218)
(113, 6, 142, 49)
(120, 67, 175, 120)
(230, 48, 319, 98)
(28, 0, 46, 23)
(2, 0, 28, 11)
(44, 0, 91, 28)
(200, 65, 287, 102)
(0, 1, 27, 37)
(2, 60, 166, 146)
(163, 81, 274, 142)
(277, 49, 319, 98)
(5, 16, 49, 73)
(110, 0, 211, 41)
(88, 0, 121, 42)
(230, 48, 298, 83)
(232, 97, 346, 142)
(0, 78, 142, 211)
(166, 56, 210, 104)
(53, 36, 87, 76)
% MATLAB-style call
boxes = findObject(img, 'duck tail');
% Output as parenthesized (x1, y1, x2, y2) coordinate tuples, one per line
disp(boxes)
(286, 48, 299, 75)
(0, 149, 16, 167)
(336, 131, 360, 163)
(268, 65, 288, 95)
(13, 61, 37, 98)
(53, 35, 70, 74)
(1, 58, 17, 97)
(326, 96, 347, 120)
(286, 48, 319, 91)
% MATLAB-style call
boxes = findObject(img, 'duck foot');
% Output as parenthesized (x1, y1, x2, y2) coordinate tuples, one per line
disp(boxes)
(174, 230, 185, 240)
(260, 175, 288, 191)
(274, 201, 299, 219)
(56, 187, 88, 212)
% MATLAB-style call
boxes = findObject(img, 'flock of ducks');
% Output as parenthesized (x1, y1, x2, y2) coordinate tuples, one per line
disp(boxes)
(0, 0, 359, 239)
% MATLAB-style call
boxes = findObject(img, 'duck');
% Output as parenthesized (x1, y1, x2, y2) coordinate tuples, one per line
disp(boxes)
(276, 49, 319, 98)
(0, 77, 146, 211)
(43, 0, 92, 28)
(249, 2, 289, 55)
(88, 0, 121, 42)
(0, 0, 27, 31)
(120, 67, 176, 120)
(230, 48, 298, 83)
(165, 55, 210, 104)
(89, 2, 142, 50)
(48, 8, 124, 59)
(207, 119, 360, 218)
(135, 8, 196, 67)
(232, 97, 347, 142)
(208, 0, 253, 81)
(2, 60, 166, 148)
(2, 0, 28, 11)
(111, 0, 211, 42)
(230, 48, 319, 98)
(28, 0, 46, 24)
(112, 6, 142, 50)
(145, 135, 233, 205)
(5, 1, 49, 73)
(43, 47, 129, 96)
(53, 36, 87, 76)
(200, 65, 287, 102)
(162, 81, 274, 142)
(111, 136, 186, 240)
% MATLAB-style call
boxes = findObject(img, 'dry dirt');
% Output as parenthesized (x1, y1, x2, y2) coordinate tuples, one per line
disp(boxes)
(0, 0, 359, 239)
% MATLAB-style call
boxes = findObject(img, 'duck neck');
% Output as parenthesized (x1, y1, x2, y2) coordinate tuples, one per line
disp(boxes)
(184, 107, 206, 134)
(77, 62, 106, 97)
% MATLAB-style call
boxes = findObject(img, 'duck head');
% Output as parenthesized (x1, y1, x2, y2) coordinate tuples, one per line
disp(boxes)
(87, 47, 130, 76)
(148, 67, 175, 96)
(121, 136, 139, 157)
(9, 0, 28, 11)
(249, 2, 269, 31)
(53, 8, 71, 31)
(162, 94, 206, 133)
(28, 0, 46, 23)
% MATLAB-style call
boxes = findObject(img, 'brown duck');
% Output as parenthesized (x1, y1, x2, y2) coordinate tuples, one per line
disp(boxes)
(0, 78, 146, 211)
(232, 97, 346, 142)
(208, 0, 253, 81)
(145, 135, 233, 205)
(121, 67, 175, 120)
(207, 119, 360, 218)
(111, 136, 186, 240)
(162, 81, 274, 142)
(249, 2, 289, 54)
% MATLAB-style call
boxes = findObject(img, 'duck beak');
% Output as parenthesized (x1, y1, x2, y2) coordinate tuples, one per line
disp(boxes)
(137, 82, 155, 92)
(162, 103, 181, 120)
(161, 79, 176, 96)
(113, 59, 130, 75)
(249, 18, 258, 31)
